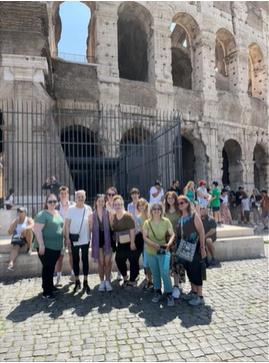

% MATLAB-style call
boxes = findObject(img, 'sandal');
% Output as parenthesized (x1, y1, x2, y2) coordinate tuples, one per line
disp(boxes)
(123, 282, 135, 290)
(143, 281, 154, 291)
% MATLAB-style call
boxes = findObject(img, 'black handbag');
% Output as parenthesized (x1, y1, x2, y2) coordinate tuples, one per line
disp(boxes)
(69, 208, 85, 244)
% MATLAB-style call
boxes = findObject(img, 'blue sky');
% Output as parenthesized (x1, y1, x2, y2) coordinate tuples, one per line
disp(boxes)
(58, 2, 176, 59)
(58, 2, 91, 57)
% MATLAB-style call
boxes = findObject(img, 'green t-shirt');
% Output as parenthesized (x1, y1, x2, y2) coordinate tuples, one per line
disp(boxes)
(210, 188, 221, 207)
(143, 217, 172, 255)
(33, 210, 64, 251)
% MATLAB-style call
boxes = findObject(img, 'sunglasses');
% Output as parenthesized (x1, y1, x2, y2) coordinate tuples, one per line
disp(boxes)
(152, 208, 161, 211)
(47, 200, 57, 204)
(178, 201, 186, 205)
(107, 193, 115, 197)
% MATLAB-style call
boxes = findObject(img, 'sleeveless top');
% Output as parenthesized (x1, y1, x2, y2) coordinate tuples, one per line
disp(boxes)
(15, 217, 29, 236)
(176, 213, 199, 245)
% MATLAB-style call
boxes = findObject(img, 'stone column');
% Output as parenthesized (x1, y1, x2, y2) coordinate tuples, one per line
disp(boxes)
(94, 6, 120, 106)
(193, 31, 218, 119)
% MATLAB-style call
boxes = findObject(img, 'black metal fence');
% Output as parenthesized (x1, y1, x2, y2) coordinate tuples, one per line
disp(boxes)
(0, 102, 182, 216)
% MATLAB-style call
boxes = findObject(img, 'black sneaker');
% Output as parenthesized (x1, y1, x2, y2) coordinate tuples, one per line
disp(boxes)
(83, 282, 90, 294)
(26, 248, 32, 255)
(52, 286, 60, 294)
(42, 293, 56, 301)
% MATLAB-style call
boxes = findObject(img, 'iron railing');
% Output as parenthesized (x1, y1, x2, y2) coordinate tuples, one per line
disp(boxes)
(53, 52, 96, 64)
(0, 102, 182, 216)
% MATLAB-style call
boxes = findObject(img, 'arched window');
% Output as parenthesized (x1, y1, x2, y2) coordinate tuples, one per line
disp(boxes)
(215, 29, 236, 91)
(248, 43, 266, 101)
(118, 2, 153, 82)
(171, 13, 200, 91)
(52, 1, 95, 63)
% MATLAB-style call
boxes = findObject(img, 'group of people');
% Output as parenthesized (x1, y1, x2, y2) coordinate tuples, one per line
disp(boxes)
(5, 177, 268, 307)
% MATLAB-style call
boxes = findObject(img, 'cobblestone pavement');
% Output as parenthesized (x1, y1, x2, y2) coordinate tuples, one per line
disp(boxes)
(0, 252, 268, 362)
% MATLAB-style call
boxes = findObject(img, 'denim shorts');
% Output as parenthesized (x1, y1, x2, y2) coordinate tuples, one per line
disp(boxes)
(212, 206, 220, 212)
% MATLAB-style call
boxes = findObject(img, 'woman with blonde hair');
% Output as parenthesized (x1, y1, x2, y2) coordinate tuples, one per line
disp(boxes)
(183, 181, 198, 211)
(164, 191, 185, 299)
(136, 198, 153, 290)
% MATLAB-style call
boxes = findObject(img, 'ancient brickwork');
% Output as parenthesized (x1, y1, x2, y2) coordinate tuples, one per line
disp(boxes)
(0, 1, 268, 197)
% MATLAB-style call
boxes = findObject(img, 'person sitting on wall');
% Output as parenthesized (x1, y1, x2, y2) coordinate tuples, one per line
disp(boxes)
(42, 176, 61, 200)
(149, 180, 164, 203)
(7, 207, 34, 271)
(4, 188, 15, 210)
(200, 206, 217, 266)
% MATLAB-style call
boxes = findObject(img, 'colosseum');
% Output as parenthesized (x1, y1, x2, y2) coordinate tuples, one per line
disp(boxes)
(0, 1, 268, 210)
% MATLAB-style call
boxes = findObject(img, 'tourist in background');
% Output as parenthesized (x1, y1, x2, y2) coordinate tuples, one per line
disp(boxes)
(260, 190, 269, 230)
(196, 180, 208, 209)
(149, 180, 164, 203)
(127, 188, 144, 254)
(208, 181, 221, 224)
(4, 188, 15, 210)
(250, 188, 262, 225)
(176, 195, 206, 306)
(228, 190, 237, 221)
(65, 190, 92, 294)
(200, 206, 217, 266)
(34, 194, 63, 301)
(241, 191, 255, 228)
(42, 176, 61, 200)
(167, 180, 182, 196)
(143, 202, 175, 307)
(89, 194, 113, 292)
(183, 181, 198, 211)
(220, 188, 233, 225)
(164, 191, 185, 299)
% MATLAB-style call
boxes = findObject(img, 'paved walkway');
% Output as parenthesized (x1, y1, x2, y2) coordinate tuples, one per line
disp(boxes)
(0, 246, 268, 362)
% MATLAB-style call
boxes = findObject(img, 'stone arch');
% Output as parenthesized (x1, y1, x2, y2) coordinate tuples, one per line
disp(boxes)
(253, 143, 268, 191)
(222, 139, 243, 190)
(181, 134, 207, 187)
(51, 1, 96, 63)
(215, 28, 236, 91)
(118, 126, 153, 200)
(171, 13, 200, 91)
(117, 2, 153, 82)
(61, 124, 99, 199)
(248, 43, 267, 101)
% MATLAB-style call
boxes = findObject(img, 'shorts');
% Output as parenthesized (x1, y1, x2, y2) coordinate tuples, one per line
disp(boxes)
(205, 237, 216, 244)
(261, 210, 269, 219)
(11, 239, 26, 247)
(212, 207, 220, 212)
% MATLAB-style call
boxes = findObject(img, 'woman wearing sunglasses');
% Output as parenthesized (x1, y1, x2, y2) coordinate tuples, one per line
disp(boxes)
(176, 195, 206, 306)
(33, 194, 64, 301)
(143, 202, 175, 306)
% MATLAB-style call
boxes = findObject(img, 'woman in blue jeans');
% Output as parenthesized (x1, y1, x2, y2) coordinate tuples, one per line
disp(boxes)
(143, 202, 175, 306)
(34, 194, 63, 301)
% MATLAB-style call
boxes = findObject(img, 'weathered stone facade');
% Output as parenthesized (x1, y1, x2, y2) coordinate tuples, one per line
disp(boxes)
(0, 1, 268, 198)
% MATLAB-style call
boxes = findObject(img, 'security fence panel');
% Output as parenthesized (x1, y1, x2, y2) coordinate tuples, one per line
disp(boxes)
(0, 102, 182, 215)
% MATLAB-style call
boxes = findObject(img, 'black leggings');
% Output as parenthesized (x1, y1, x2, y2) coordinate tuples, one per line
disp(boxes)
(38, 247, 61, 295)
(71, 243, 89, 277)
(116, 245, 141, 282)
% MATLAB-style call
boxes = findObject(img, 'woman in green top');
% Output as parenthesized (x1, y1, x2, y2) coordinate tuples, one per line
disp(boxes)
(143, 202, 175, 307)
(164, 191, 185, 299)
(34, 194, 63, 301)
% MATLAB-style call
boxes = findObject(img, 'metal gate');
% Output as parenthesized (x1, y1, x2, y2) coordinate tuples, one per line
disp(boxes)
(0, 102, 182, 216)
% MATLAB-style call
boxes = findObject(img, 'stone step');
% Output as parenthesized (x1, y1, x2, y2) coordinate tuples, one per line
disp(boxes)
(215, 235, 265, 261)
(216, 224, 254, 238)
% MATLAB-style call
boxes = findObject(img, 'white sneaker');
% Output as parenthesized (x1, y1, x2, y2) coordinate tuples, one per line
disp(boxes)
(178, 283, 183, 290)
(172, 286, 180, 299)
(69, 275, 75, 283)
(105, 281, 113, 292)
(117, 272, 122, 281)
(98, 281, 106, 292)
(56, 276, 62, 286)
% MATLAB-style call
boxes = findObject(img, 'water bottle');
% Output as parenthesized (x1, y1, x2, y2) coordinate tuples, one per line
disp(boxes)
(163, 252, 170, 271)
